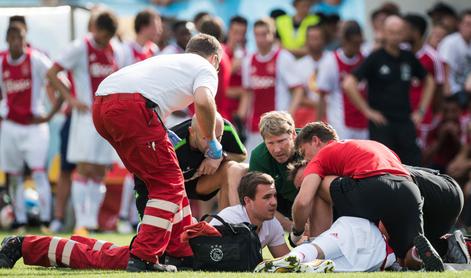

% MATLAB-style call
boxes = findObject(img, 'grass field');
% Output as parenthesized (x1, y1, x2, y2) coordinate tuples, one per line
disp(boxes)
(0, 230, 469, 277)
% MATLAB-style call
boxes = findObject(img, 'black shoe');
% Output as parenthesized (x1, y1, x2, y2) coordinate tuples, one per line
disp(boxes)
(126, 255, 177, 272)
(0, 236, 23, 268)
(414, 235, 445, 272)
(444, 230, 471, 264)
(161, 254, 193, 270)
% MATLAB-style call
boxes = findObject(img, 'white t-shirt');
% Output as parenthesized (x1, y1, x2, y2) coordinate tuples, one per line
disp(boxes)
(96, 53, 218, 120)
(438, 32, 471, 93)
(241, 46, 302, 111)
(295, 51, 329, 103)
(209, 204, 285, 248)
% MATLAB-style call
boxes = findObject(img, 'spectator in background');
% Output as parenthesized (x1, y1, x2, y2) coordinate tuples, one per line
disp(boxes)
(427, 23, 448, 50)
(294, 25, 327, 128)
(319, 13, 341, 51)
(424, 95, 464, 173)
(122, 9, 161, 66)
(427, 2, 458, 35)
(0, 24, 62, 233)
(193, 11, 211, 32)
(156, 16, 175, 51)
(161, 20, 193, 54)
(317, 20, 368, 140)
(161, 20, 195, 127)
(438, 10, 471, 106)
(224, 15, 248, 127)
(240, 18, 304, 153)
(368, 2, 400, 50)
(404, 14, 445, 149)
(47, 10, 122, 235)
(275, 0, 319, 58)
(199, 17, 231, 121)
(343, 15, 434, 166)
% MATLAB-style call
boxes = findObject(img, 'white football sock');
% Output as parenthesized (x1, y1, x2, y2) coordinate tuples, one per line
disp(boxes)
(86, 178, 106, 229)
(71, 175, 88, 228)
(9, 175, 26, 224)
(32, 171, 52, 222)
(291, 243, 319, 263)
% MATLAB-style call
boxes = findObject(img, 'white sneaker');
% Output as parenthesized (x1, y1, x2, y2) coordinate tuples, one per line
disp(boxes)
(297, 259, 335, 273)
(49, 219, 63, 233)
(254, 254, 300, 273)
(117, 220, 133, 234)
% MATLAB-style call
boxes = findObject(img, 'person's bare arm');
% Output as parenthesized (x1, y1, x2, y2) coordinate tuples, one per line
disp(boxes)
(269, 243, 290, 258)
(412, 74, 435, 126)
(194, 86, 218, 141)
(288, 86, 304, 116)
(317, 92, 327, 121)
(236, 90, 252, 119)
(47, 64, 88, 112)
(343, 74, 387, 125)
(275, 211, 292, 232)
(292, 174, 322, 232)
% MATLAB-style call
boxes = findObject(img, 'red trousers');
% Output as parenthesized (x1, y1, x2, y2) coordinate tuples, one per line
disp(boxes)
(92, 93, 193, 263)
(23, 235, 128, 269)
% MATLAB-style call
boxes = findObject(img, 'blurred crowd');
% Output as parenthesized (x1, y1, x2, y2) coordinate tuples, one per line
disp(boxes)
(2, 0, 471, 234)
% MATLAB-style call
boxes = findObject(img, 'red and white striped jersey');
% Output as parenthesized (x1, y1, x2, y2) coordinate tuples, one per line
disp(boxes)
(242, 46, 302, 131)
(54, 35, 121, 107)
(0, 48, 52, 124)
(317, 49, 368, 138)
(410, 44, 445, 124)
(122, 41, 158, 66)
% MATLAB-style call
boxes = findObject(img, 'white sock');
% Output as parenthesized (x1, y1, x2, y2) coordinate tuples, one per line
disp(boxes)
(32, 171, 52, 222)
(291, 243, 319, 263)
(9, 175, 27, 224)
(86, 178, 106, 229)
(71, 176, 88, 228)
(119, 174, 134, 219)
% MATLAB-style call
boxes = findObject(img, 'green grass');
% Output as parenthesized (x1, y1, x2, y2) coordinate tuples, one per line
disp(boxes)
(0, 230, 469, 277)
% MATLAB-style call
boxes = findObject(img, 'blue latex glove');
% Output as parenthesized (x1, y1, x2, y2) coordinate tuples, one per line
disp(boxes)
(168, 130, 182, 147)
(205, 138, 223, 159)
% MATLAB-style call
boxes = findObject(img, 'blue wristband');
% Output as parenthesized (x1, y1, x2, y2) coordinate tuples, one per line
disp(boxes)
(206, 138, 223, 159)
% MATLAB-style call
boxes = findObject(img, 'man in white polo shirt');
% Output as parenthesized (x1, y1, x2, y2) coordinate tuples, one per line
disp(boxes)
(209, 171, 289, 258)
(93, 34, 223, 272)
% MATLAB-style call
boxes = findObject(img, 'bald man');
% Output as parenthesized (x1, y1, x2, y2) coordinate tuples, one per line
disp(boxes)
(343, 15, 434, 166)
(134, 115, 247, 221)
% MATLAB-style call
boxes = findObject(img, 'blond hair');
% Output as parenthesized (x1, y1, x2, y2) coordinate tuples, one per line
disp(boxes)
(259, 111, 295, 138)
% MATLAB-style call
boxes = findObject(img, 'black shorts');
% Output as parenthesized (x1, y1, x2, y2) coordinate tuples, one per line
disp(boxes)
(421, 174, 464, 242)
(185, 178, 219, 201)
(330, 174, 423, 258)
(59, 114, 76, 171)
(133, 175, 219, 219)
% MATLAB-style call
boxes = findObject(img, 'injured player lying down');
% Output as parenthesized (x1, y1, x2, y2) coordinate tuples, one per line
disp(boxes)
(255, 215, 396, 273)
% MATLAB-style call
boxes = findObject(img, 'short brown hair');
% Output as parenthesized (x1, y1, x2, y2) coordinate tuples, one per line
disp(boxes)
(254, 17, 276, 34)
(238, 172, 274, 206)
(185, 33, 222, 58)
(200, 17, 224, 42)
(295, 121, 338, 150)
(95, 10, 118, 36)
(134, 9, 159, 34)
(259, 111, 295, 139)
(287, 159, 308, 182)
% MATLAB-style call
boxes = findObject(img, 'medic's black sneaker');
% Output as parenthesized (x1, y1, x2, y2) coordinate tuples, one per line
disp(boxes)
(0, 236, 23, 268)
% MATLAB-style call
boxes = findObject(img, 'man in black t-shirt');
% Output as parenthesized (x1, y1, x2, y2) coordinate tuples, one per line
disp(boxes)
(343, 15, 435, 165)
(134, 115, 247, 217)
